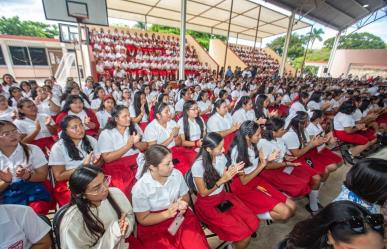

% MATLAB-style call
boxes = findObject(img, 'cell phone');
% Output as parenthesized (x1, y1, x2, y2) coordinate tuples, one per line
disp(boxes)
(216, 200, 233, 213)
(283, 166, 294, 175)
(167, 213, 185, 236)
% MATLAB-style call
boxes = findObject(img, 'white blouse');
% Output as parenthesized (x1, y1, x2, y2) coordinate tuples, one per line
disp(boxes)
(143, 119, 178, 148)
(206, 112, 233, 133)
(98, 127, 142, 158)
(177, 117, 205, 141)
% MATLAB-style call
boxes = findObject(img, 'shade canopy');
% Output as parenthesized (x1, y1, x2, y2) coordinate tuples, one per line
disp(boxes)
(107, 0, 311, 42)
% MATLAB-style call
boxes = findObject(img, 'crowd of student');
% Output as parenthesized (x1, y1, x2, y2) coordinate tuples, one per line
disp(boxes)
(90, 28, 211, 80)
(0, 69, 386, 249)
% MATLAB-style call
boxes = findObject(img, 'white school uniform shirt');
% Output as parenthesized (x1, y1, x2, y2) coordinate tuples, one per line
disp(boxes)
(230, 146, 258, 174)
(0, 107, 14, 121)
(333, 112, 355, 131)
(191, 155, 228, 196)
(37, 97, 60, 116)
(68, 110, 90, 130)
(257, 138, 287, 163)
(329, 99, 340, 111)
(306, 122, 326, 151)
(96, 110, 111, 129)
(0, 205, 51, 249)
(91, 98, 102, 110)
(307, 101, 321, 111)
(49, 136, 98, 170)
(197, 100, 212, 113)
(129, 104, 148, 123)
(207, 112, 232, 133)
(98, 127, 141, 158)
(282, 128, 310, 153)
(175, 98, 185, 112)
(285, 101, 307, 127)
(281, 94, 291, 105)
(132, 169, 189, 212)
(0, 144, 47, 182)
(14, 113, 54, 140)
(352, 109, 363, 122)
(177, 117, 205, 141)
(232, 108, 256, 124)
(143, 119, 178, 148)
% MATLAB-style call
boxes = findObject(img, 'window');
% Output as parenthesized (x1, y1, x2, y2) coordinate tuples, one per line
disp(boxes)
(9, 46, 30, 65)
(0, 48, 5, 65)
(29, 47, 48, 66)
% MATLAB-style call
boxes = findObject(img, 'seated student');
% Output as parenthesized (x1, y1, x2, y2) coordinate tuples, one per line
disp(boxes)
(334, 158, 387, 214)
(282, 112, 329, 215)
(207, 99, 240, 152)
(56, 95, 100, 138)
(0, 94, 15, 121)
(255, 94, 278, 120)
(229, 121, 296, 221)
(232, 96, 257, 124)
(116, 88, 132, 107)
(285, 92, 308, 126)
(98, 105, 147, 199)
(129, 91, 149, 131)
(333, 100, 376, 160)
(8, 87, 23, 108)
(14, 98, 56, 152)
(49, 115, 101, 206)
(149, 93, 176, 122)
(278, 201, 385, 249)
(60, 85, 91, 109)
(0, 204, 52, 249)
(307, 91, 331, 112)
(197, 90, 212, 122)
(34, 86, 61, 118)
(20, 81, 33, 99)
(60, 166, 138, 249)
(132, 144, 210, 249)
(176, 100, 206, 174)
(0, 120, 51, 215)
(96, 95, 115, 130)
(192, 132, 259, 249)
(175, 87, 192, 114)
(90, 86, 106, 111)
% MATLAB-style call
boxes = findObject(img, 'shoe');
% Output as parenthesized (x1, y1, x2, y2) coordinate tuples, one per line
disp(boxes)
(305, 204, 322, 216)
(340, 147, 355, 165)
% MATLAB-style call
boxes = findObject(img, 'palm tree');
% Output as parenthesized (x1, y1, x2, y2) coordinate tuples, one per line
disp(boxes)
(307, 28, 325, 50)
(134, 21, 146, 30)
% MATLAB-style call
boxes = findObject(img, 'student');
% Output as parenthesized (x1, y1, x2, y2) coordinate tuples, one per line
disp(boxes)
(231, 96, 259, 124)
(96, 95, 115, 130)
(90, 86, 106, 111)
(14, 98, 56, 152)
(0, 95, 15, 121)
(0, 120, 51, 215)
(192, 132, 259, 249)
(8, 87, 23, 108)
(307, 91, 330, 111)
(49, 115, 101, 206)
(278, 201, 384, 249)
(60, 166, 138, 249)
(149, 93, 176, 122)
(34, 86, 61, 118)
(129, 91, 149, 131)
(286, 92, 308, 126)
(20, 81, 33, 98)
(0, 204, 52, 249)
(98, 105, 148, 199)
(230, 121, 296, 221)
(177, 100, 206, 174)
(255, 94, 277, 120)
(56, 95, 100, 138)
(334, 158, 387, 214)
(175, 87, 192, 113)
(132, 144, 210, 249)
(206, 99, 240, 152)
(197, 90, 212, 122)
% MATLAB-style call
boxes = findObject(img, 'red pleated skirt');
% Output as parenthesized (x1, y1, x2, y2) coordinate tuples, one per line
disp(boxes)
(231, 176, 287, 214)
(136, 209, 210, 249)
(102, 155, 138, 200)
(294, 151, 328, 175)
(334, 130, 375, 145)
(309, 148, 343, 165)
(30, 136, 55, 156)
(278, 104, 289, 117)
(53, 180, 71, 207)
(376, 113, 387, 124)
(171, 146, 197, 175)
(194, 191, 259, 242)
(223, 132, 236, 153)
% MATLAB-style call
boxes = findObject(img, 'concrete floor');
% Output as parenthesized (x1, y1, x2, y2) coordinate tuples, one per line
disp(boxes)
(207, 147, 387, 249)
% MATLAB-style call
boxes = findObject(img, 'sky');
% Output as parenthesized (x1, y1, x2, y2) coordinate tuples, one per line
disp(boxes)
(0, 0, 386, 49)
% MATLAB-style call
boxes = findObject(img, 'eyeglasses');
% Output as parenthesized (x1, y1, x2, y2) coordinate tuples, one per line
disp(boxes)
(0, 129, 19, 137)
(85, 175, 111, 195)
(330, 214, 384, 234)
(189, 107, 199, 111)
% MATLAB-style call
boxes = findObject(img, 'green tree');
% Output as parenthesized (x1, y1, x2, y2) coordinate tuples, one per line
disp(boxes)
(323, 32, 386, 49)
(306, 28, 324, 50)
(0, 16, 58, 38)
(133, 21, 146, 30)
(266, 33, 307, 60)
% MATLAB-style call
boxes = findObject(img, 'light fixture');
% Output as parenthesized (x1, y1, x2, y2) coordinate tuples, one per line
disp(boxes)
(363, 4, 369, 7)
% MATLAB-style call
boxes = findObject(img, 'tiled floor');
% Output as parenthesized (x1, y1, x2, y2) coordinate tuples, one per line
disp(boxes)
(207, 147, 387, 249)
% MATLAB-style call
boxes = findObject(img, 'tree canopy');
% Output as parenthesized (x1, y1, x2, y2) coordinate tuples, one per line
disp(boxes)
(323, 32, 386, 49)
(0, 16, 58, 38)
(266, 33, 307, 60)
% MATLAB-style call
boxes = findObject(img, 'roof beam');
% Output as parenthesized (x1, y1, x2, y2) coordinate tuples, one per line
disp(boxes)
(322, 1, 356, 21)
(186, 0, 226, 22)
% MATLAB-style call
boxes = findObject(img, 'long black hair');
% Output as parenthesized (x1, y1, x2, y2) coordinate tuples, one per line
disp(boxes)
(197, 90, 207, 102)
(182, 100, 204, 141)
(92, 86, 105, 100)
(16, 98, 34, 120)
(255, 94, 268, 119)
(140, 144, 171, 177)
(296, 92, 309, 107)
(229, 120, 259, 168)
(232, 95, 251, 114)
(0, 120, 30, 162)
(133, 91, 149, 117)
(62, 95, 87, 113)
(195, 132, 223, 189)
(105, 105, 137, 136)
(210, 99, 226, 117)
(61, 87, 91, 105)
(308, 91, 323, 104)
(60, 115, 93, 161)
(278, 201, 384, 249)
(262, 117, 285, 141)
(338, 100, 356, 115)
(344, 158, 387, 205)
(287, 111, 309, 148)
(69, 166, 122, 246)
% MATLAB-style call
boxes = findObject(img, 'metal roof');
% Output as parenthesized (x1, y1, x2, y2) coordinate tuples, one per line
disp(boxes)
(266, 0, 387, 31)
(106, 0, 310, 42)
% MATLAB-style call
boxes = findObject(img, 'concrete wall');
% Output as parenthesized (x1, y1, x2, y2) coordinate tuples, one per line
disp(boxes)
(330, 49, 387, 78)
(186, 35, 219, 73)
(209, 39, 247, 71)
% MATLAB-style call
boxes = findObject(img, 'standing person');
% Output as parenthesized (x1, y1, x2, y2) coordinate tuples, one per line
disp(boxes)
(229, 121, 296, 221)
(132, 144, 210, 249)
(0, 120, 51, 215)
(192, 132, 259, 249)
(98, 105, 148, 199)
(60, 166, 138, 249)
(278, 201, 385, 249)
(49, 115, 101, 206)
